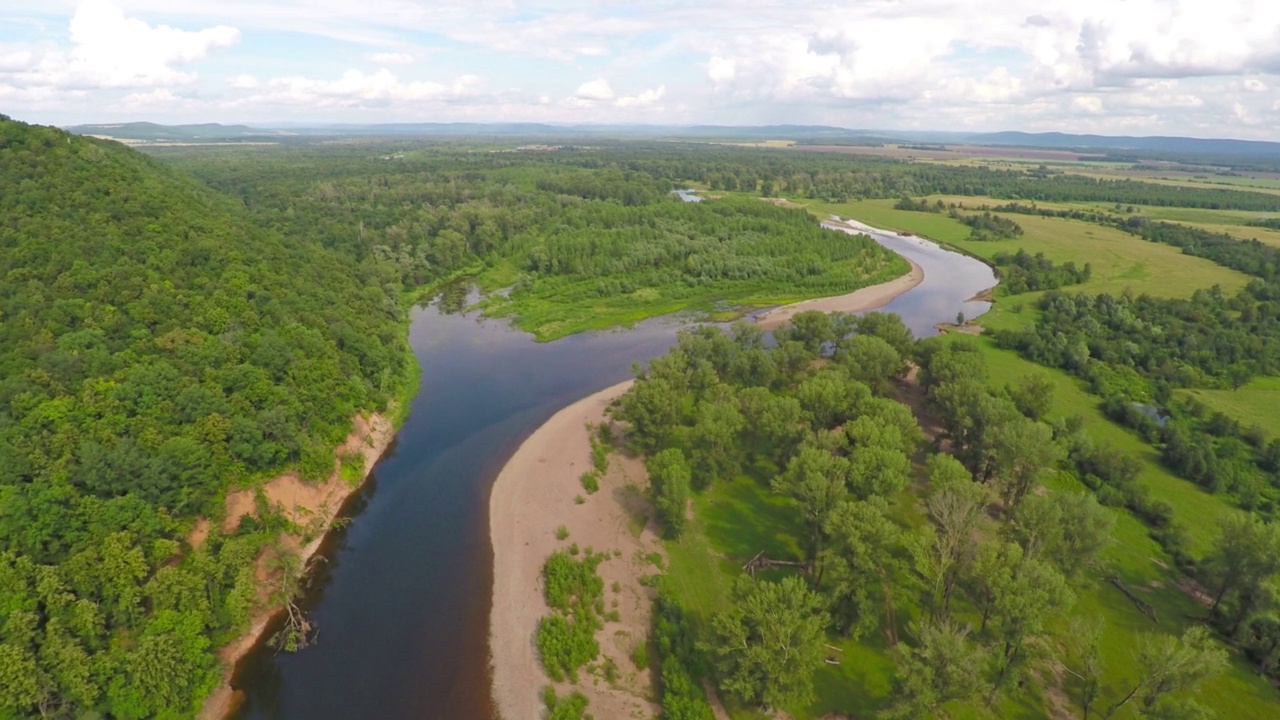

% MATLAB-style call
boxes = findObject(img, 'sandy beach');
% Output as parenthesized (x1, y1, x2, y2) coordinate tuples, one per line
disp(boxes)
(755, 256, 924, 330)
(489, 380, 668, 720)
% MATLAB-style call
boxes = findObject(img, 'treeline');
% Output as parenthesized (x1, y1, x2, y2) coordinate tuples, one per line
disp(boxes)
(992, 249, 1091, 295)
(0, 119, 411, 717)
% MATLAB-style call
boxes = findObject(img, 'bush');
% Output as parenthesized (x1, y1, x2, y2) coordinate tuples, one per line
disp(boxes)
(631, 642, 650, 670)
(654, 593, 714, 720)
(537, 615, 599, 682)
(544, 688, 593, 720)
(581, 470, 600, 494)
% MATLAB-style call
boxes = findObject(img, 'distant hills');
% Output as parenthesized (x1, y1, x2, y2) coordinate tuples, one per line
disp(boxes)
(62, 121, 1280, 157)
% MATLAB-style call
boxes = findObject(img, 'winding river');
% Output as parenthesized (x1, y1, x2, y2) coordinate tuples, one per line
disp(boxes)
(230, 215, 995, 720)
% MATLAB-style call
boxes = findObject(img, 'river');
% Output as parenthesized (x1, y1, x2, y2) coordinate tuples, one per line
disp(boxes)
(230, 215, 995, 719)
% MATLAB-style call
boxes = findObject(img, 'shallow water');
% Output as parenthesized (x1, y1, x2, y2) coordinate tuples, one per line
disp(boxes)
(231, 219, 995, 720)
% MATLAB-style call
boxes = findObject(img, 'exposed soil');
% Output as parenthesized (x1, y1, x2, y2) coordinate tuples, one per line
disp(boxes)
(196, 412, 395, 720)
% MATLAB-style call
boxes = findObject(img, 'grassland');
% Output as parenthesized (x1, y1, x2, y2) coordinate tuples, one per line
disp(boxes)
(1182, 376, 1280, 440)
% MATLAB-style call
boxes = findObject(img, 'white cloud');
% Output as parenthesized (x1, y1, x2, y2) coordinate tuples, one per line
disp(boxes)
(3, 0, 1280, 137)
(239, 68, 482, 108)
(574, 78, 614, 101)
(0, 0, 238, 90)
(367, 51, 414, 65)
(616, 85, 665, 108)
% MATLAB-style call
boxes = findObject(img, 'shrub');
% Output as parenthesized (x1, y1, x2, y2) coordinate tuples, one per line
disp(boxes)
(581, 470, 600, 494)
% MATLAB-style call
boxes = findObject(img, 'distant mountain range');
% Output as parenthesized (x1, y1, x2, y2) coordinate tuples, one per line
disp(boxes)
(62, 121, 1280, 157)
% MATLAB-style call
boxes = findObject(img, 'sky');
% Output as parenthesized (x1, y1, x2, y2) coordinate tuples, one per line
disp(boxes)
(1, 0, 1279, 138)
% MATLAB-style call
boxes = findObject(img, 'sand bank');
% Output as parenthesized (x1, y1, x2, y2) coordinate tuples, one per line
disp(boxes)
(755, 256, 924, 330)
(489, 380, 667, 720)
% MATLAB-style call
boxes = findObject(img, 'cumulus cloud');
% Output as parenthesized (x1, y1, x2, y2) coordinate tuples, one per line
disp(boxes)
(0, 0, 238, 90)
(574, 78, 615, 101)
(616, 85, 666, 108)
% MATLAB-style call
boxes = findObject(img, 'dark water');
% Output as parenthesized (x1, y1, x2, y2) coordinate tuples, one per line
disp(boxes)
(231, 221, 995, 720)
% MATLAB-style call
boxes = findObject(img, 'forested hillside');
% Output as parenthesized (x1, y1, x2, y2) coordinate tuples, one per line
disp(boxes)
(0, 117, 410, 718)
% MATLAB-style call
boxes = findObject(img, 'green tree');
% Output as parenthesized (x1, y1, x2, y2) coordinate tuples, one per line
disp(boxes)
(707, 576, 828, 711)
(988, 417, 1063, 509)
(774, 445, 851, 563)
(647, 448, 693, 538)
(835, 334, 905, 395)
(1106, 626, 1228, 719)
(688, 385, 744, 487)
(1009, 491, 1114, 579)
(884, 620, 990, 719)
(820, 498, 908, 641)
(914, 455, 989, 621)
(1007, 372, 1055, 421)
(1202, 514, 1280, 638)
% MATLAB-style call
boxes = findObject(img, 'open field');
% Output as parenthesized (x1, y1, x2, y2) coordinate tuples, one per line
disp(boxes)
(811, 198, 1253, 302)
(1182, 376, 1280, 440)
(788, 143, 1106, 162)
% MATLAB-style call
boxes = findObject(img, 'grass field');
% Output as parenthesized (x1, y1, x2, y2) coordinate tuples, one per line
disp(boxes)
(1182, 376, 1280, 440)
(809, 198, 1252, 305)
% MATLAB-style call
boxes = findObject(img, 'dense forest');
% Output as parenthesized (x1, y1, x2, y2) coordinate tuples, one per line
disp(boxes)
(0, 119, 414, 717)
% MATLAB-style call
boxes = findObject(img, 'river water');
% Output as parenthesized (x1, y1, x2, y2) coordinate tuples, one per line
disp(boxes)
(231, 216, 995, 720)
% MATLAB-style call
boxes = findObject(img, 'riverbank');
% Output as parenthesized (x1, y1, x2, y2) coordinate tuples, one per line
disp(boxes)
(490, 380, 667, 720)
(197, 412, 395, 720)
(755, 252, 924, 330)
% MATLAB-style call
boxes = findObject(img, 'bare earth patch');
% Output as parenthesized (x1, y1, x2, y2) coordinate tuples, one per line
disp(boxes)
(490, 381, 667, 720)
(197, 412, 394, 720)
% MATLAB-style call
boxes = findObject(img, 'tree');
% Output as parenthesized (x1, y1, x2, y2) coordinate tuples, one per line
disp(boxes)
(774, 445, 851, 563)
(835, 334, 905, 395)
(614, 375, 684, 452)
(977, 544, 1074, 701)
(778, 311, 836, 355)
(933, 380, 1021, 478)
(820, 498, 908, 641)
(1106, 626, 1227, 718)
(795, 371, 871, 429)
(987, 417, 1062, 509)
(737, 388, 806, 467)
(1062, 617, 1103, 720)
(647, 448, 693, 538)
(884, 620, 990, 719)
(706, 576, 828, 711)
(688, 385, 744, 487)
(914, 455, 989, 621)
(1007, 372, 1055, 421)
(1202, 514, 1280, 638)
(851, 312, 915, 359)
(1008, 491, 1113, 579)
